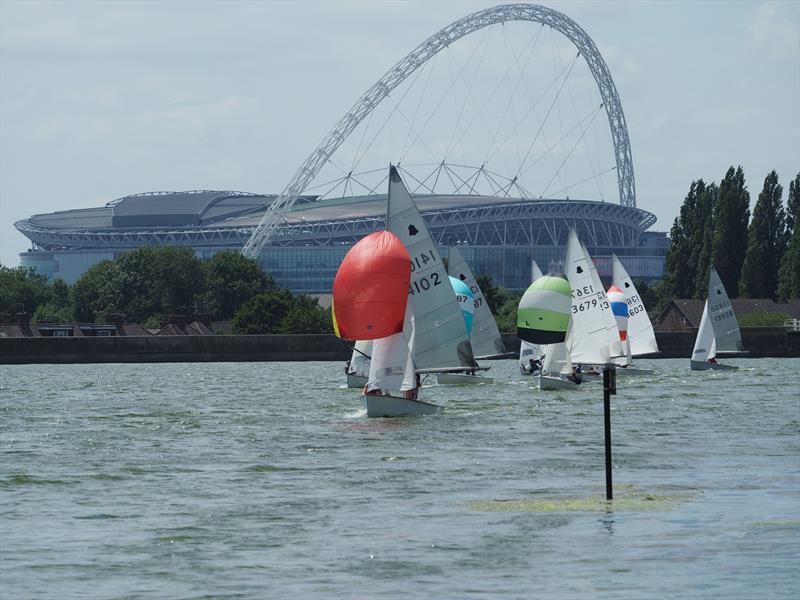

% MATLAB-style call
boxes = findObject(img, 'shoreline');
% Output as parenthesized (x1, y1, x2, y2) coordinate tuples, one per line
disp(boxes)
(0, 328, 796, 365)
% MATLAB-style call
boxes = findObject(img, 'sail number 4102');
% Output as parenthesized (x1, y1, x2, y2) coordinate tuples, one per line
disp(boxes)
(409, 272, 441, 295)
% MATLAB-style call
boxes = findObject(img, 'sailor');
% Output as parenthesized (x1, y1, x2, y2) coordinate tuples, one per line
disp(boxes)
(528, 358, 542, 375)
(567, 367, 583, 385)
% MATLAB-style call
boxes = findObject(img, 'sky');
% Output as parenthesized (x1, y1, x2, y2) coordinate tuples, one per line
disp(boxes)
(1, 0, 798, 268)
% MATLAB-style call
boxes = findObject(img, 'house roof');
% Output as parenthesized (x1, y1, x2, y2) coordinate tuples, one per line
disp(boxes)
(657, 298, 800, 328)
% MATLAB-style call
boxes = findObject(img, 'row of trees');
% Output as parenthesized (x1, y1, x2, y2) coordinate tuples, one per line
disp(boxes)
(1, 249, 332, 334)
(664, 167, 799, 301)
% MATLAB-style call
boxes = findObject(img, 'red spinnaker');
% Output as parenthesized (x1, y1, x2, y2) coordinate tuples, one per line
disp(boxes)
(332, 231, 411, 340)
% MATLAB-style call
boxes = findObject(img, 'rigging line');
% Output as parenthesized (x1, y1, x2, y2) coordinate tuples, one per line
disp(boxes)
(364, 172, 391, 196)
(551, 27, 569, 194)
(515, 51, 581, 180)
(467, 166, 484, 195)
(431, 162, 445, 193)
(398, 52, 438, 161)
(502, 19, 523, 179)
(442, 24, 494, 159)
(519, 103, 604, 180)
(547, 165, 618, 198)
(440, 163, 461, 192)
(397, 37, 489, 174)
(481, 23, 545, 166)
(442, 163, 473, 192)
(412, 162, 448, 194)
(483, 45, 575, 168)
(397, 165, 435, 195)
(454, 166, 484, 195)
(350, 98, 377, 175)
(539, 104, 606, 198)
(350, 62, 427, 175)
(588, 69, 606, 200)
(384, 94, 440, 164)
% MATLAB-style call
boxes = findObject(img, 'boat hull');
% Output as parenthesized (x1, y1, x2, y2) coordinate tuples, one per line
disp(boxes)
(346, 373, 368, 388)
(362, 394, 444, 417)
(436, 373, 494, 385)
(538, 374, 577, 390)
(690, 360, 738, 371)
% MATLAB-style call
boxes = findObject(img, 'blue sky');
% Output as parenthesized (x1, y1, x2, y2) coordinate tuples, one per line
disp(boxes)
(1, 0, 798, 267)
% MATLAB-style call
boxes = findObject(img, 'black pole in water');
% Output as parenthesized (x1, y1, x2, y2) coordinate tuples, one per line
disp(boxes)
(603, 365, 617, 500)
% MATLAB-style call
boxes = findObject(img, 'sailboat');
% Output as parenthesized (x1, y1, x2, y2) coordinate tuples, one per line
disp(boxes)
(607, 284, 654, 377)
(516, 272, 575, 390)
(438, 245, 503, 385)
(377, 165, 484, 413)
(332, 229, 429, 415)
(519, 259, 544, 375)
(690, 266, 745, 371)
(611, 254, 659, 356)
(565, 229, 616, 368)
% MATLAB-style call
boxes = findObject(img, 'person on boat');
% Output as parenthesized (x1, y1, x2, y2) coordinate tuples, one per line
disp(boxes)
(527, 358, 542, 375)
(708, 357, 718, 364)
(567, 367, 583, 385)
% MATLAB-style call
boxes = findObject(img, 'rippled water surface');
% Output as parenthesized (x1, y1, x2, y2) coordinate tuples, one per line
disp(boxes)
(1, 358, 799, 599)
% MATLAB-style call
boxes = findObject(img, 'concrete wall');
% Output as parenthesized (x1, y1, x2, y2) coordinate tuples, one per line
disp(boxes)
(1, 329, 796, 365)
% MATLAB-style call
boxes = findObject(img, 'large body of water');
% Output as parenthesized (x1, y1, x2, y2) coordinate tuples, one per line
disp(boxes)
(1, 358, 798, 598)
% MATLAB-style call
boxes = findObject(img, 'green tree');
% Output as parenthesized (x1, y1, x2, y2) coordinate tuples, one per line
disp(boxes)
(711, 166, 750, 297)
(194, 251, 273, 319)
(740, 171, 786, 299)
(777, 172, 800, 299)
(72, 260, 121, 322)
(0, 265, 58, 321)
(664, 180, 706, 298)
(494, 293, 522, 332)
(475, 275, 514, 315)
(232, 288, 296, 334)
(279, 295, 334, 334)
(693, 183, 717, 297)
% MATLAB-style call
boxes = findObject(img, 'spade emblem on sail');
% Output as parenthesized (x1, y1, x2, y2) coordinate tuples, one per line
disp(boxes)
(459, 274, 466, 281)
(624, 282, 630, 288)
(576, 266, 583, 274)
(408, 224, 419, 236)
(717, 289, 722, 295)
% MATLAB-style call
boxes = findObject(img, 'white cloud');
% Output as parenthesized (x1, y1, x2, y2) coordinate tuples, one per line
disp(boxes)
(747, 1, 800, 57)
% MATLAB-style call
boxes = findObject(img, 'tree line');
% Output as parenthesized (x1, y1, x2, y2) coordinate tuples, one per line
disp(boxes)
(0, 249, 332, 334)
(663, 167, 799, 302)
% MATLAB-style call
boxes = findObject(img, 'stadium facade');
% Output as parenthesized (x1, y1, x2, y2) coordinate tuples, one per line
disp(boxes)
(15, 189, 667, 292)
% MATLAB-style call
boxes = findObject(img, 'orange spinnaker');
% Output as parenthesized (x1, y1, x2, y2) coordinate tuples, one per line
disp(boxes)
(332, 231, 411, 340)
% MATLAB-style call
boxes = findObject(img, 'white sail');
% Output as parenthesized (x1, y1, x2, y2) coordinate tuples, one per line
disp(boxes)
(367, 304, 416, 393)
(565, 229, 611, 364)
(349, 339, 373, 377)
(542, 322, 573, 376)
(531, 259, 544, 283)
(580, 241, 624, 359)
(386, 166, 476, 370)
(611, 254, 659, 356)
(691, 300, 716, 363)
(447, 244, 506, 358)
(707, 266, 743, 352)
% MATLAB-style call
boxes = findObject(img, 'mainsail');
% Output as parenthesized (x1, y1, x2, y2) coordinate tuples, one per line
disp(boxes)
(447, 244, 506, 358)
(565, 229, 611, 364)
(580, 240, 624, 359)
(611, 254, 659, 355)
(691, 300, 716, 363)
(367, 304, 416, 393)
(386, 166, 476, 370)
(707, 266, 743, 352)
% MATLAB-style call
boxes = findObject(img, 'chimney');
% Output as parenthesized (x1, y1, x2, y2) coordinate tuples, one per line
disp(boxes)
(110, 313, 126, 336)
(15, 312, 32, 337)
(167, 314, 187, 331)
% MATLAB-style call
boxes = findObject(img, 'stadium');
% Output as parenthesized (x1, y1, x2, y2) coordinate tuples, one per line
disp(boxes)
(14, 187, 666, 292)
(14, 5, 669, 292)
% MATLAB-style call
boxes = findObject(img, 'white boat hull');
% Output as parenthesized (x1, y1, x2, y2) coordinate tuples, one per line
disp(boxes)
(362, 394, 443, 417)
(538, 374, 578, 390)
(436, 372, 494, 385)
(690, 360, 738, 371)
(346, 373, 368, 388)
